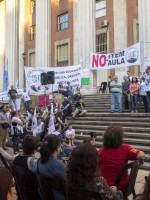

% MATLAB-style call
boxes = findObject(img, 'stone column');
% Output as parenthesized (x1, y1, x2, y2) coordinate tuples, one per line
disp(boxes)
(73, 0, 97, 94)
(36, 0, 51, 67)
(18, 0, 25, 89)
(138, 0, 150, 72)
(0, 0, 6, 90)
(113, 0, 128, 80)
(5, 0, 19, 88)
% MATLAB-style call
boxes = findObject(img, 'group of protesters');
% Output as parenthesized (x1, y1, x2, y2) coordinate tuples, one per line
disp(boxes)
(109, 67, 150, 113)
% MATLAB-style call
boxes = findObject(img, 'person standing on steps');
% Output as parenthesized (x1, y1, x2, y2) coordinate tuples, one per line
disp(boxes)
(110, 76, 122, 113)
(145, 66, 150, 113)
(8, 85, 18, 110)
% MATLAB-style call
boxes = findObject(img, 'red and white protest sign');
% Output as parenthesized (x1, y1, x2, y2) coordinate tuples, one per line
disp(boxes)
(90, 43, 141, 70)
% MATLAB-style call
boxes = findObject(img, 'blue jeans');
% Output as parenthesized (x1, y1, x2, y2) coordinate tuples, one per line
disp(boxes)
(12, 134, 19, 153)
(58, 146, 73, 159)
(63, 108, 72, 117)
(25, 100, 30, 111)
(68, 91, 74, 101)
(111, 93, 122, 112)
(146, 91, 150, 113)
(10, 99, 17, 110)
(131, 94, 138, 110)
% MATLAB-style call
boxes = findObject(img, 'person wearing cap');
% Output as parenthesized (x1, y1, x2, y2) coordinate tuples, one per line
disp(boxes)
(145, 67, 150, 113)
(66, 82, 74, 101)
(110, 75, 122, 113)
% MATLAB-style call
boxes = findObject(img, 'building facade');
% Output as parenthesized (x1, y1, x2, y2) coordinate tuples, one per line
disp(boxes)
(0, 0, 143, 92)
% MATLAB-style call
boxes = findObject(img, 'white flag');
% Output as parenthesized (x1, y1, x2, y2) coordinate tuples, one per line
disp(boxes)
(48, 104, 55, 134)
(32, 107, 38, 137)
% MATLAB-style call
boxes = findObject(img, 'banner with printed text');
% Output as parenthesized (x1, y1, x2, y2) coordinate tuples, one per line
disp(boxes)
(25, 65, 81, 95)
(90, 43, 141, 70)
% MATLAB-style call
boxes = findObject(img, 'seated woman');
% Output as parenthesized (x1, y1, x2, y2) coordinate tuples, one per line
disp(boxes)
(74, 87, 81, 100)
(11, 111, 23, 154)
(34, 135, 66, 199)
(0, 148, 14, 166)
(36, 117, 45, 141)
(58, 82, 68, 96)
(72, 97, 87, 119)
(13, 135, 39, 171)
(56, 110, 68, 135)
(0, 167, 13, 200)
(38, 108, 47, 122)
(67, 143, 123, 200)
(65, 124, 75, 146)
(98, 125, 145, 192)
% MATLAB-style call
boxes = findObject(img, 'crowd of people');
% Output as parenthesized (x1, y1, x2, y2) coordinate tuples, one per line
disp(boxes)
(108, 67, 150, 113)
(0, 125, 148, 200)
(0, 68, 150, 199)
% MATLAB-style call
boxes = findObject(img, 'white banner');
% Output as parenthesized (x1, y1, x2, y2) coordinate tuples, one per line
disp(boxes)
(90, 43, 141, 70)
(25, 65, 81, 95)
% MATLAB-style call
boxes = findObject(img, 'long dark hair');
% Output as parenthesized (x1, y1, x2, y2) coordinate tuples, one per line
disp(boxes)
(0, 167, 13, 200)
(40, 135, 61, 164)
(103, 126, 124, 148)
(67, 143, 98, 189)
(132, 77, 138, 83)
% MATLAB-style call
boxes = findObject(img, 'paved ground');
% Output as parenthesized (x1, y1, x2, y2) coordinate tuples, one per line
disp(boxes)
(5, 147, 149, 200)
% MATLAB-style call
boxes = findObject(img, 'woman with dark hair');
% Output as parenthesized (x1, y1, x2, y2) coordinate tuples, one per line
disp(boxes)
(13, 135, 39, 171)
(67, 143, 123, 200)
(34, 135, 66, 200)
(11, 111, 23, 154)
(135, 174, 150, 200)
(34, 134, 66, 180)
(58, 82, 68, 96)
(98, 125, 145, 192)
(0, 167, 13, 200)
(130, 76, 140, 113)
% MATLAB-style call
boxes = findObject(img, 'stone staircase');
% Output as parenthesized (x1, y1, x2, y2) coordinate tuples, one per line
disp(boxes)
(69, 94, 150, 170)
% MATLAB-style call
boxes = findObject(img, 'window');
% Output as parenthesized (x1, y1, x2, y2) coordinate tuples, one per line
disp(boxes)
(29, 52, 35, 67)
(30, 25, 35, 40)
(57, 44, 68, 66)
(96, 0, 106, 18)
(58, 13, 68, 31)
(96, 33, 107, 53)
(31, 0, 36, 14)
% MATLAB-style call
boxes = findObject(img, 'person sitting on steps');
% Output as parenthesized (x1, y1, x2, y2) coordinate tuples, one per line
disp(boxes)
(72, 97, 87, 119)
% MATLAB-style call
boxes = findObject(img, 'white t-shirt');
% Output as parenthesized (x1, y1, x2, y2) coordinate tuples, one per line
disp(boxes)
(22, 92, 30, 102)
(11, 117, 23, 135)
(66, 129, 75, 137)
(140, 81, 146, 96)
(146, 74, 150, 91)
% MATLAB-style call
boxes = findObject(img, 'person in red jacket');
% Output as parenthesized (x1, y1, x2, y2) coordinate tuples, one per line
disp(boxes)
(98, 125, 145, 192)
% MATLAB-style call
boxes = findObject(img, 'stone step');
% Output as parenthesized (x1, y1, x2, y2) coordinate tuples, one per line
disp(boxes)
(81, 112, 150, 117)
(68, 116, 150, 122)
(72, 124, 150, 133)
(74, 139, 150, 154)
(71, 120, 150, 127)
(75, 134, 150, 146)
(74, 129, 150, 139)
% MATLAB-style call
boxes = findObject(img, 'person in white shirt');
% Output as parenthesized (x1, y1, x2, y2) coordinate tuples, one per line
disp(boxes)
(65, 124, 75, 146)
(140, 77, 148, 113)
(22, 88, 31, 111)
